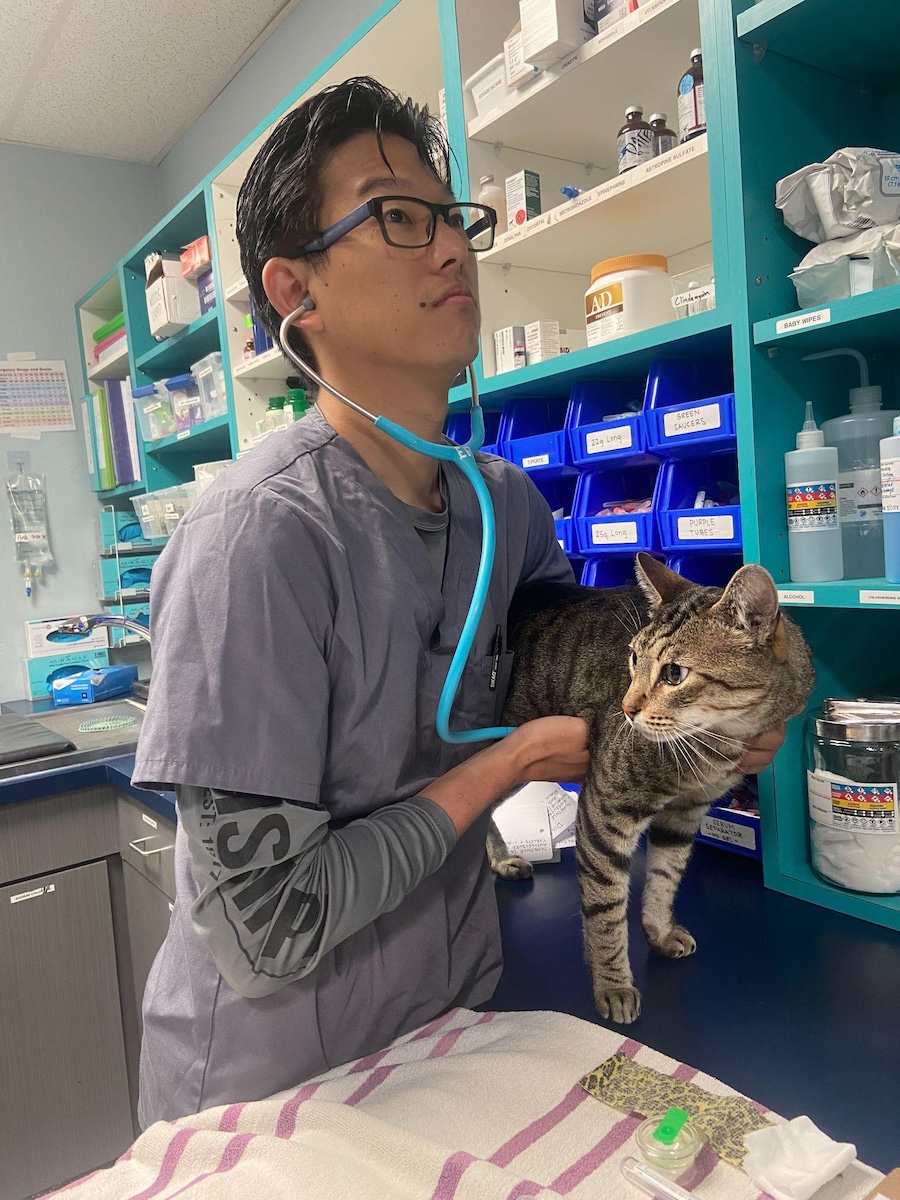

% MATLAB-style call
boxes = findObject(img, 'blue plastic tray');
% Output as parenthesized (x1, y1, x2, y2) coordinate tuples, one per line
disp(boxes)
(644, 357, 736, 458)
(573, 465, 661, 556)
(565, 379, 652, 471)
(499, 396, 576, 479)
(666, 553, 743, 587)
(657, 456, 742, 552)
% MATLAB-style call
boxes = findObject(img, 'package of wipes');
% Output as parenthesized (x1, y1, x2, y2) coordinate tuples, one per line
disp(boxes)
(789, 220, 900, 306)
(776, 147, 900, 243)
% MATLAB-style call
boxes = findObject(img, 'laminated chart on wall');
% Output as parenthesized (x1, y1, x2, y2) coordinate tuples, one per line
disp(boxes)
(0, 359, 76, 434)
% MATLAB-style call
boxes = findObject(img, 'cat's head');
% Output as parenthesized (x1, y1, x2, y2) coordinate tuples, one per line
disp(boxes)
(621, 553, 813, 744)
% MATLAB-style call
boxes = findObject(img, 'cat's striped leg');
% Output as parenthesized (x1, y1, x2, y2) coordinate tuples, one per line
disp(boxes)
(576, 790, 646, 1025)
(641, 799, 708, 958)
(487, 816, 533, 880)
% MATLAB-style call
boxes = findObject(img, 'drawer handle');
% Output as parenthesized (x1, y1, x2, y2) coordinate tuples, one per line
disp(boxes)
(129, 835, 175, 857)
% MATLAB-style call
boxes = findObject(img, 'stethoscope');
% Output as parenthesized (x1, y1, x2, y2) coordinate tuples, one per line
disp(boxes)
(279, 301, 514, 745)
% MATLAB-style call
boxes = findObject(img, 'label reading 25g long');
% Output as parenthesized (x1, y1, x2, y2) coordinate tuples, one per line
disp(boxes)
(786, 481, 838, 531)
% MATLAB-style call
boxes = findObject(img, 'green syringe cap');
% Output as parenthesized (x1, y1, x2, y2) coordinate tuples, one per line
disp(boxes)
(653, 1107, 690, 1146)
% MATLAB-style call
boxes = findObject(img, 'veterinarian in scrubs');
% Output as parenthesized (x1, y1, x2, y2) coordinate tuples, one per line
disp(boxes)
(132, 77, 782, 1126)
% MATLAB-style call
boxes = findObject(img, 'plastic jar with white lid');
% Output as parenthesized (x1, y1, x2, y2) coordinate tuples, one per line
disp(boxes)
(584, 254, 675, 346)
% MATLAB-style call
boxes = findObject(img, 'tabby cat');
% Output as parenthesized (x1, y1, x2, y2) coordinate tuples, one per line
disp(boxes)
(490, 553, 814, 1026)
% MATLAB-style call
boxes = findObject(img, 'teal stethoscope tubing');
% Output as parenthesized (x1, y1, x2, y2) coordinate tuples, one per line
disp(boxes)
(278, 308, 515, 744)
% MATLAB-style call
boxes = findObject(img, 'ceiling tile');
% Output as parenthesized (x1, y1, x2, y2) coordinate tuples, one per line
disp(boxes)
(0, 0, 70, 126)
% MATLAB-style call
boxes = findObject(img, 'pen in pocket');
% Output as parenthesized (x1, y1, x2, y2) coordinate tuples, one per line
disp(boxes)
(489, 624, 502, 691)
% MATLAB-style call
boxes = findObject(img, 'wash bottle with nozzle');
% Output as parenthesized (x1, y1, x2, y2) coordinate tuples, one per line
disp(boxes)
(804, 347, 900, 578)
(784, 400, 843, 582)
(881, 414, 900, 583)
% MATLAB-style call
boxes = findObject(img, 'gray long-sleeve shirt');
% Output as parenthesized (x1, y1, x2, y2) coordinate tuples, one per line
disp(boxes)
(132, 407, 573, 1125)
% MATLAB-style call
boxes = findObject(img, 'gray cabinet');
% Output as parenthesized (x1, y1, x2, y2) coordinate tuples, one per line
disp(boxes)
(0, 860, 134, 1200)
(122, 860, 173, 1036)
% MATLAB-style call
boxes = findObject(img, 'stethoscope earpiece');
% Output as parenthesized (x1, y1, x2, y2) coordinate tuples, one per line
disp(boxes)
(300, 294, 316, 312)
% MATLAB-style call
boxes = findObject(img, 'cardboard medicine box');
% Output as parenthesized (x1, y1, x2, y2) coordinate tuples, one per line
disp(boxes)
(180, 235, 212, 279)
(494, 326, 526, 373)
(519, 0, 594, 69)
(145, 253, 201, 339)
(525, 320, 560, 365)
(506, 169, 541, 230)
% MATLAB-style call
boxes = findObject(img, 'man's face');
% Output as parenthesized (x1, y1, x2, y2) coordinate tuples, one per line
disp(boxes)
(307, 132, 481, 387)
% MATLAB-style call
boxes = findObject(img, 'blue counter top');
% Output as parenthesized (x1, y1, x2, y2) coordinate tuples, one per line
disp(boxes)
(0, 751, 176, 823)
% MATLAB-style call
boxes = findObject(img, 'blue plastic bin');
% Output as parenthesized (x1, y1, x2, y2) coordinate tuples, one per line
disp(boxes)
(535, 477, 578, 555)
(644, 357, 736, 458)
(574, 465, 661, 556)
(565, 379, 652, 470)
(657, 456, 742, 552)
(666, 553, 743, 587)
(498, 396, 575, 479)
(582, 556, 642, 588)
(444, 409, 502, 456)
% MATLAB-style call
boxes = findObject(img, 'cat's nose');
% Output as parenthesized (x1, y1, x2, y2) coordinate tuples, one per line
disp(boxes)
(623, 702, 640, 720)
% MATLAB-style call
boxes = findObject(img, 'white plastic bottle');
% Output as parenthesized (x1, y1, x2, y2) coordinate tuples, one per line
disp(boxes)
(477, 175, 507, 235)
(785, 402, 842, 582)
(808, 348, 900, 578)
(881, 415, 900, 584)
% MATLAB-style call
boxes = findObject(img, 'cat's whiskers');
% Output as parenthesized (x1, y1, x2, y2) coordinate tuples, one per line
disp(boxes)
(672, 735, 707, 788)
(678, 721, 744, 750)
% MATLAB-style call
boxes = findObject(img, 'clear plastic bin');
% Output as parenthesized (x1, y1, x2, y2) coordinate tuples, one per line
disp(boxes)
(190, 352, 228, 420)
(165, 373, 204, 430)
(132, 383, 177, 442)
(131, 494, 167, 539)
(156, 482, 204, 534)
(193, 459, 232, 491)
(671, 265, 716, 320)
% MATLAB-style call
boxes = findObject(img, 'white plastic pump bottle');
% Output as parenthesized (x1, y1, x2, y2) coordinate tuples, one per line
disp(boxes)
(804, 348, 900, 579)
(784, 400, 842, 582)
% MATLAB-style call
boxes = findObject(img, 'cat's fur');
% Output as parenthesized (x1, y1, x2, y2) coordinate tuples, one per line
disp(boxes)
(490, 554, 814, 1025)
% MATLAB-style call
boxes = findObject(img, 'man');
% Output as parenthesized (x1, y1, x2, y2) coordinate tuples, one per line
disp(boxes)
(133, 77, 781, 1126)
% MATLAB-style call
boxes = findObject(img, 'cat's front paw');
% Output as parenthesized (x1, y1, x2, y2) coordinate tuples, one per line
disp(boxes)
(644, 924, 697, 958)
(492, 855, 533, 880)
(593, 982, 642, 1024)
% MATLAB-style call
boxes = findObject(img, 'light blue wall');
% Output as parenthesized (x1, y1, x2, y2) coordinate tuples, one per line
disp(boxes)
(158, 0, 384, 209)
(0, 144, 162, 703)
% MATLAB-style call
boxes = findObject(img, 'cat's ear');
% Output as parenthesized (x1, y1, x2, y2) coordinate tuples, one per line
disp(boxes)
(711, 564, 780, 641)
(635, 553, 694, 610)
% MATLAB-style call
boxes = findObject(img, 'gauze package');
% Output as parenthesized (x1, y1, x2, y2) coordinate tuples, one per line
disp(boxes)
(777, 148, 900, 243)
(743, 1115, 856, 1200)
(790, 221, 900, 307)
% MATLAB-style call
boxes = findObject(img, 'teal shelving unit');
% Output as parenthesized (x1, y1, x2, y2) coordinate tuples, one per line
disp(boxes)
(73, 0, 900, 929)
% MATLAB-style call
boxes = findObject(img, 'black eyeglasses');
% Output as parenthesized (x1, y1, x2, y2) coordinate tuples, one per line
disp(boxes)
(294, 195, 497, 256)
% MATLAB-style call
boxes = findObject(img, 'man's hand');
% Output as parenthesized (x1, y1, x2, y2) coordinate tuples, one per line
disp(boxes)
(505, 716, 591, 787)
(738, 722, 785, 774)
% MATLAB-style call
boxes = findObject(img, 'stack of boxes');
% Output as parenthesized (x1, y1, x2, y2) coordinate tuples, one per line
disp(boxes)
(21, 619, 110, 701)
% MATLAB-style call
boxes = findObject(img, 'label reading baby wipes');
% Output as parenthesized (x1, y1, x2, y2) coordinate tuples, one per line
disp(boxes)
(586, 281, 625, 345)
(592, 521, 638, 545)
(838, 468, 882, 523)
(663, 403, 721, 439)
(882, 456, 900, 513)
(786, 481, 838, 531)
(586, 426, 633, 455)
(808, 770, 898, 834)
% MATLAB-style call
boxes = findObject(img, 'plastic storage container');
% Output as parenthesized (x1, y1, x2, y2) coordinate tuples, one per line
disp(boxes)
(666, 553, 742, 587)
(131, 494, 166, 540)
(498, 396, 575, 479)
(670, 264, 715, 319)
(808, 700, 900, 894)
(464, 54, 509, 118)
(535, 477, 579, 556)
(644, 357, 735, 458)
(574, 465, 661, 556)
(193, 459, 232, 492)
(190, 352, 228, 420)
(582, 556, 644, 587)
(585, 254, 675, 347)
(165, 374, 204, 431)
(657, 455, 742, 552)
(565, 379, 651, 470)
(132, 383, 177, 443)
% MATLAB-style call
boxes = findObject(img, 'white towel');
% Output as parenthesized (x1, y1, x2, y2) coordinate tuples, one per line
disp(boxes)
(44, 1008, 881, 1200)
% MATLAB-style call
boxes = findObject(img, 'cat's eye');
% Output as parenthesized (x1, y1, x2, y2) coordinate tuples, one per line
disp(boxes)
(661, 663, 689, 686)
(630, 650, 638, 670)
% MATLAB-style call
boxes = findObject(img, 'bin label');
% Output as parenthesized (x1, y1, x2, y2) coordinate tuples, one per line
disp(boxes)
(677, 514, 734, 540)
(664, 402, 721, 438)
(586, 425, 633, 455)
(592, 521, 638, 545)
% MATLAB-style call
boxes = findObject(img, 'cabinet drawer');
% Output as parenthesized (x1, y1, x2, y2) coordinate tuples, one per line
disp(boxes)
(0, 787, 117, 886)
(118, 795, 176, 901)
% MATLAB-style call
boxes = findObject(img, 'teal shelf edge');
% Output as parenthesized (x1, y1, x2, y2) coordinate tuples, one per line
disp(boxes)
(98, 480, 146, 500)
(143, 413, 231, 454)
(776, 580, 900, 610)
(753, 285, 900, 350)
(768, 860, 900, 934)
(135, 309, 219, 377)
(736, 0, 809, 38)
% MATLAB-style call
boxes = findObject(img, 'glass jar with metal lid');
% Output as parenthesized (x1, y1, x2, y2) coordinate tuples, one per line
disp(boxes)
(807, 699, 900, 893)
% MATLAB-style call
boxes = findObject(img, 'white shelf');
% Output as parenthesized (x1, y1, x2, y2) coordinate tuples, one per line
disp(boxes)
(467, 0, 699, 168)
(88, 342, 130, 383)
(480, 135, 709, 275)
(232, 346, 292, 381)
(225, 275, 250, 302)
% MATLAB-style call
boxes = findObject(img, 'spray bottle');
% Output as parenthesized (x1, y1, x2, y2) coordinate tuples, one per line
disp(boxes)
(784, 401, 842, 582)
(803, 348, 900, 579)
(881, 414, 900, 584)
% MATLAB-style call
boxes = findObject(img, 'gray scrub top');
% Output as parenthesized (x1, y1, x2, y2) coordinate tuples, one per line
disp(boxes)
(132, 407, 573, 1125)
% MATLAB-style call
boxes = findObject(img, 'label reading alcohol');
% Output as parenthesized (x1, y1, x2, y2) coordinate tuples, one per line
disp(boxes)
(663, 403, 721, 438)
(786, 481, 838, 531)
(677, 514, 734, 540)
(882, 455, 900, 513)
(586, 425, 633, 455)
(808, 770, 898, 834)
(777, 589, 815, 604)
(592, 520, 638, 545)
(838, 468, 882, 523)
(586, 281, 625, 345)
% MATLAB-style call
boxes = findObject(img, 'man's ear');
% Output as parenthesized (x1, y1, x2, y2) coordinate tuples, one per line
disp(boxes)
(261, 258, 323, 332)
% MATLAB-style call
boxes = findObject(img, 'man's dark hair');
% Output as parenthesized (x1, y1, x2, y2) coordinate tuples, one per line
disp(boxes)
(236, 76, 452, 384)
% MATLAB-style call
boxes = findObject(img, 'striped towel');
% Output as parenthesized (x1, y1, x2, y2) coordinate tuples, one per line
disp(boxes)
(46, 1008, 880, 1200)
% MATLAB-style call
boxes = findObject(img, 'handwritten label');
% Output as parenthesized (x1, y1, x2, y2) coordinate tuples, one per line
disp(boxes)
(777, 589, 815, 605)
(522, 453, 550, 468)
(592, 521, 638, 545)
(586, 425, 633, 454)
(663, 402, 722, 438)
(776, 309, 831, 335)
(677, 514, 734, 540)
(859, 589, 900, 605)
(11, 884, 55, 905)
(700, 816, 757, 851)
(142, 812, 158, 829)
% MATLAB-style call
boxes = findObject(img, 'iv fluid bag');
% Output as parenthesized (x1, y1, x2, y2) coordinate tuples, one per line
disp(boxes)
(6, 472, 54, 568)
